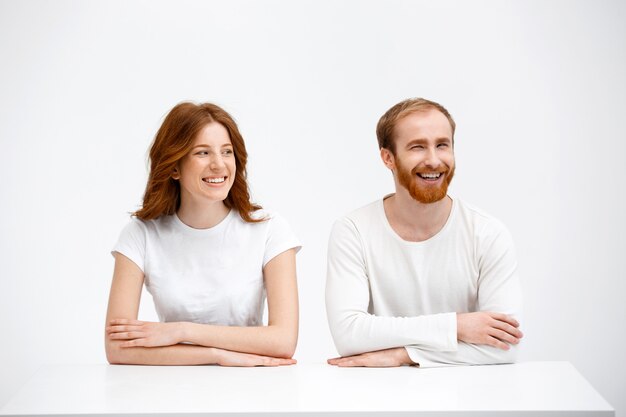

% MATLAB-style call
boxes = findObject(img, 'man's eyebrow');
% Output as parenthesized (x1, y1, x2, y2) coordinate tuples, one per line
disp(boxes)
(406, 137, 451, 146)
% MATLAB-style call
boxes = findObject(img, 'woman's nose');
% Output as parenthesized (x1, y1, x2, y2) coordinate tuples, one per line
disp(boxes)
(209, 154, 225, 170)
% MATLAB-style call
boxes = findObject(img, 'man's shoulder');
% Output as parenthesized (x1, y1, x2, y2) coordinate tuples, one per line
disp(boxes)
(454, 198, 510, 238)
(331, 198, 385, 238)
(345, 198, 382, 220)
(337, 198, 383, 226)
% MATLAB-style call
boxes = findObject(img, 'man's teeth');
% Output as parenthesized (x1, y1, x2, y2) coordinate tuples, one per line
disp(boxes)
(418, 173, 442, 179)
(204, 177, 225, 183)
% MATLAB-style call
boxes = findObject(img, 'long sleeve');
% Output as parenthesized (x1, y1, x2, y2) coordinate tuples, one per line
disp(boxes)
(325, 217, 457, 357)
(406, 219, 523, 367)
(406, 342, 518, 367)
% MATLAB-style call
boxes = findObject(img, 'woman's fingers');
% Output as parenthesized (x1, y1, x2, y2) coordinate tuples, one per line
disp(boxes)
(261, 357, 296, 366)
(217, 349, 296, 367)
(109, 319, 144, 326)
(107, 325, 140, 333)
(120, 338, 148, 348)
(108, 331, 144, 340)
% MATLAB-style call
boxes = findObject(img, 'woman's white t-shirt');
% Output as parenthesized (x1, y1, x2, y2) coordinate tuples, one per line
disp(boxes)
(112, 209, 301, 326)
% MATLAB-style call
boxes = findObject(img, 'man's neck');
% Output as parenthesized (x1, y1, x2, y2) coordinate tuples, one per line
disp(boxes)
(383, 189, 453, 242)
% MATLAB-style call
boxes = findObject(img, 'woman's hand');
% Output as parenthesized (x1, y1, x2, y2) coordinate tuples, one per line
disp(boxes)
(213, 348, 296, 367)
(107, 319, 183, 348)
(106, 318, 295, 366)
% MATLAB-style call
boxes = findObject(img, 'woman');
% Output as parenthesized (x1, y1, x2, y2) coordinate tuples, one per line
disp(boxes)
(105, 102, 300, 366)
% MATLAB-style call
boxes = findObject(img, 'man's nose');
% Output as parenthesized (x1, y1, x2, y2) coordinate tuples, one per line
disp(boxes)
(423, 148, 441, 168)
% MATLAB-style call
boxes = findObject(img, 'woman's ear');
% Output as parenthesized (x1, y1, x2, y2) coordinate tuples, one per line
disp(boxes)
(171, 167, 180, 180)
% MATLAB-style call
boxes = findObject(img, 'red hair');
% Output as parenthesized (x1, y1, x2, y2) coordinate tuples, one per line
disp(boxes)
(376, 98, 456, 154)
(134, 102, 262, 223)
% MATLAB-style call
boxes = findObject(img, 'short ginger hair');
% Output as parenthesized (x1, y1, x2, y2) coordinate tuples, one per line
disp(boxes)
(376, 98, 456, 154)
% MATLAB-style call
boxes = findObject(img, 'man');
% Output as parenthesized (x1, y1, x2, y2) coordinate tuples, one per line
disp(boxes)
(325, 98, 523, 367)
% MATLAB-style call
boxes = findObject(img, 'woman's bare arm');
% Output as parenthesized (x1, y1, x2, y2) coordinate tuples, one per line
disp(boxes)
(105, 252, 296, 366)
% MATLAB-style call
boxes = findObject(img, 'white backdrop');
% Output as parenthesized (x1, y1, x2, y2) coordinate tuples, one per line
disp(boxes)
(1, 0, 625, 414)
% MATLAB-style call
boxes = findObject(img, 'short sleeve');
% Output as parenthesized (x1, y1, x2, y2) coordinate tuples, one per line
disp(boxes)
(262, 213, 301, 267)
(111, 218, 147, 273)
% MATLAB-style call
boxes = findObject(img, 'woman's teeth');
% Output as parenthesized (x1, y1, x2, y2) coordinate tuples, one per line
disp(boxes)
(203, 177, 226, 183)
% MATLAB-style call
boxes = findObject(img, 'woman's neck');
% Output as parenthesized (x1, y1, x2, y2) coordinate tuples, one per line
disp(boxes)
(176, 199, 230, 229)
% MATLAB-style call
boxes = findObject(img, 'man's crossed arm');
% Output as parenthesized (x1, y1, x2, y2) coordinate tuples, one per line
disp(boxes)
(325, 217, 524, 368)
(327, 312, 522, 367)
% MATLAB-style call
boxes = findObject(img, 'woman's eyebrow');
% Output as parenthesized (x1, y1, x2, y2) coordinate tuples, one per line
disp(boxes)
(191, 143, 233, 150)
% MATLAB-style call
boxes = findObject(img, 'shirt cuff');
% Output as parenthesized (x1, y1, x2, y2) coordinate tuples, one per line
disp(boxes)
(405, 312, 458, 366)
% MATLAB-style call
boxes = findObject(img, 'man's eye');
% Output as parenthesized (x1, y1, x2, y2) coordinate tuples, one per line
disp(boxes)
(411, 145, 424, 150)
(437, 143, 448, 148)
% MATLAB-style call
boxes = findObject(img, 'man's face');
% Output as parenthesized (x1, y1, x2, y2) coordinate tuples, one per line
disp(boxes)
(385, 109, 455, 204)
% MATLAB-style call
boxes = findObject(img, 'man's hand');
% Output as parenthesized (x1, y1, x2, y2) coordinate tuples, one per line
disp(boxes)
(457, 312, 523, 350)
(107, 319, 183, 348)
(214, 348, 296, 367)
(327, 347, 415, 367)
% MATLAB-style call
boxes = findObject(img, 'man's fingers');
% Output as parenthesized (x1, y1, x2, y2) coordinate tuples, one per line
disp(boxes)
(487, 312, 519, 328)
(328, 355, 360, 366)
(337, 358, 363, 368)
(487, 335, 510, 350)
(490, 328, 519, 345)
(492, 319, 524, 339)
(329, 356, 361, 367)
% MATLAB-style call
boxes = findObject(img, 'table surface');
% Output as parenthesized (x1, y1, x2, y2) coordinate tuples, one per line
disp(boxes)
(0, 361, 614, 416)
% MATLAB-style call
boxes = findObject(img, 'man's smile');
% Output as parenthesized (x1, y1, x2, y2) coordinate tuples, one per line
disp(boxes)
(417, 172, 443, 181)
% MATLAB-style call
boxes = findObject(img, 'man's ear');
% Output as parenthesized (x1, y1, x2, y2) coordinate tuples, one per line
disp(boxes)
(171, 166, 180, 180)
(380, 148, 396, 171)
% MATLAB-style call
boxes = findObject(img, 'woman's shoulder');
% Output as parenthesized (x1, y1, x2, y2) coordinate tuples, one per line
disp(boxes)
(248, 208, 295, 227)
(248, 208, 278, 222)
(234, 208, 296, 235)
(120, 214, 177, 236)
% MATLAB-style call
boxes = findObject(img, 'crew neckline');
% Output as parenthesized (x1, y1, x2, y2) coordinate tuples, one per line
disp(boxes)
(379, 194, 457, 245)
(172, 209, 235, 235)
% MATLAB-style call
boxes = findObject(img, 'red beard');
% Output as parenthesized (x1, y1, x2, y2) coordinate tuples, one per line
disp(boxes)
(396, 158, 455, 204)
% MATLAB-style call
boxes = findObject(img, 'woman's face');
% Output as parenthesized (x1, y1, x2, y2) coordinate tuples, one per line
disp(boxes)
(175, 122, 236, 206)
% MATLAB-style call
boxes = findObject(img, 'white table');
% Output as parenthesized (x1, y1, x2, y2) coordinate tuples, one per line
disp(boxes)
(0, 361, 613, 416)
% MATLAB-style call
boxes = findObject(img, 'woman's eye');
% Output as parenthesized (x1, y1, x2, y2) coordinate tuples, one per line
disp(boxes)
(223, 149, 233, 155)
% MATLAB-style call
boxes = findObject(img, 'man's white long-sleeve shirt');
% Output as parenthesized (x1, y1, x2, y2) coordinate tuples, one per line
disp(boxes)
(325, 195, 523, 367)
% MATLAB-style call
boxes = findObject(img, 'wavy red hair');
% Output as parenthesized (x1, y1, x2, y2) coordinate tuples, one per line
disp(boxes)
(134, 102, 262, 223)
